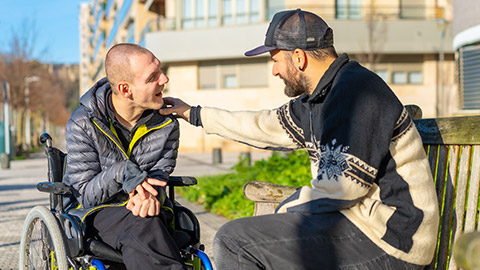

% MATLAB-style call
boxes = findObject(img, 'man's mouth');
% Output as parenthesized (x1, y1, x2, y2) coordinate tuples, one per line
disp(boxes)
(155, 91, 162, 97)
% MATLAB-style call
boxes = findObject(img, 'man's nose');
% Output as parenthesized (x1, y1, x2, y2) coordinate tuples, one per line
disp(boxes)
(272, 65, 279, 77)
(159, 73, 169, 85)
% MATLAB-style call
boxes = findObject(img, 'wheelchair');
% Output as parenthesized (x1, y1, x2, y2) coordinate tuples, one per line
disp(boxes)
(19, 133, 213, 270)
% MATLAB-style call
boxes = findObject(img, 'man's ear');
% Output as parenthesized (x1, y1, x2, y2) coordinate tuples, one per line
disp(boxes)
(292, 49, 307, 71)
(117, 82, 132, 98)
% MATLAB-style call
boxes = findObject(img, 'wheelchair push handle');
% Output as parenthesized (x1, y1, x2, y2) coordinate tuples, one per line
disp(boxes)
(39, 132, 53, 148)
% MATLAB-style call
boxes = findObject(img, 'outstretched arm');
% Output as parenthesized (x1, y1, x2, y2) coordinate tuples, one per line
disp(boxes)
(161, 96, 300, 150)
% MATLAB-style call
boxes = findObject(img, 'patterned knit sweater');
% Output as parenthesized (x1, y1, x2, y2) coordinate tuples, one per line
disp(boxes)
(193, 54, 439, 265)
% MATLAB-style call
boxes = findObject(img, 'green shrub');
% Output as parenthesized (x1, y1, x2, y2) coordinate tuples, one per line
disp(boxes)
(179, 150, 311, 219)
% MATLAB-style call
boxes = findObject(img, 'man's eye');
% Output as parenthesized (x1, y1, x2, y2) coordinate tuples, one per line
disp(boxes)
(147, 74, 157, 83)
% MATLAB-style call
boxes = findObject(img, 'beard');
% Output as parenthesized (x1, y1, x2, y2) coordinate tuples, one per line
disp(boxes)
(281, 64, 311, 97)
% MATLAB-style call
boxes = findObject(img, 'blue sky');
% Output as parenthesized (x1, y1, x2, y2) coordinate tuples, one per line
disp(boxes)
(0, 0, 88, 64)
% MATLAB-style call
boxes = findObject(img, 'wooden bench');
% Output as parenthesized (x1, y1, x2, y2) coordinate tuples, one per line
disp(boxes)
(243, 108, 480, 270)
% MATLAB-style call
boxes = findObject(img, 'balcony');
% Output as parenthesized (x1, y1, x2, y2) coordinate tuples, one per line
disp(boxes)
(145, 3, 452, 63)
(106, 0, 133, 47)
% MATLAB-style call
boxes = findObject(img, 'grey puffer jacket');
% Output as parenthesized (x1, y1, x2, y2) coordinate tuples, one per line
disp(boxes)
(63, 77, 179, 217)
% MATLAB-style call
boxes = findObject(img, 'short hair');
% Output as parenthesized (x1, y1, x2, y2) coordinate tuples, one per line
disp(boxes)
(104, 43, 151, 92)
(284, 46, 338, 65)
(305, 46, 338, 61)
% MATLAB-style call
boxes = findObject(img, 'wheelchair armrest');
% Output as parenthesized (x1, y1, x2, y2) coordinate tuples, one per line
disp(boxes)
(168, 176, 197, 187)
(37, 182, 72, 195)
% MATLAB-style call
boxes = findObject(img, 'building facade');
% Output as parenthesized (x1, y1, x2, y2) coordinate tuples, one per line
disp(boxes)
(79, 0, 455, 152)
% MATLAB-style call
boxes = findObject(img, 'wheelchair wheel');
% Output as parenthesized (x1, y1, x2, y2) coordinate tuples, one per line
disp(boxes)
(19, 206, 69, 270)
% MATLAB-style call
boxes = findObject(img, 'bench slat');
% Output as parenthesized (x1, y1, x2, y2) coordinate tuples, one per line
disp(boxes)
(437, 145, 460, 270)
(426, 145, 449, 269)
(415, 116, 480, 145)
(434, 146, 449, 209)
(464, 146, 480, 233)
(448, 146, 472, 270)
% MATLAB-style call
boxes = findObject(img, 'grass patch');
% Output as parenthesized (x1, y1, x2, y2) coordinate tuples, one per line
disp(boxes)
(180, 150, 312, 219)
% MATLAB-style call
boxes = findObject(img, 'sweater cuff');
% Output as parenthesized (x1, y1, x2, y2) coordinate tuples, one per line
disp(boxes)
(190, 106, 203, 127)
(122, 160, 147, 194)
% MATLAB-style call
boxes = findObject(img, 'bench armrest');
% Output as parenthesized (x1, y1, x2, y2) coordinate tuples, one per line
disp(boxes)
(243, 181, 297, 216)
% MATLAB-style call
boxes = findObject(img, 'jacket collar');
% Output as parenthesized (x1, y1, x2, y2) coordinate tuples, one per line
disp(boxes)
(303, 53, 350, 104)
(79, 77, 111, 120)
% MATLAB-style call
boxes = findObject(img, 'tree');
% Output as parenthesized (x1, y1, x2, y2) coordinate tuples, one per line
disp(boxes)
(0, 19, 76, 155)
(356, 0, 387, 71)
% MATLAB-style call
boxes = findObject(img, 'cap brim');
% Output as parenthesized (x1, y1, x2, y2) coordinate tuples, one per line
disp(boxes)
(244, 45, 276, 56)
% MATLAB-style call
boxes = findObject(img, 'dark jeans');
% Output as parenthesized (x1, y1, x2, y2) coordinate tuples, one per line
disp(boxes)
(85, 206, 186, 270)
(213, 211, 424, 270)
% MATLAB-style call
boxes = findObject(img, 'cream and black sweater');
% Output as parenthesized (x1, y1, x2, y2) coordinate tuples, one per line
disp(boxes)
(190, 53, 439, 265)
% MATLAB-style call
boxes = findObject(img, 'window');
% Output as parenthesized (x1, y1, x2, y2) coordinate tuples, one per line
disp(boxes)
(391, 71, 423, 85)
(183, 0, 262, 28)
(182, 0, 194, 28)
(375, 70, 389, 83)
(198, 60, 268, 89)
(408, 71, 422, 84)
(198, 65, 216, 89)
(392, 72, 407, 84)
(336, 0, 361, 20)
(208, 0, 218, 26)
(371, 62, 423, 85)
(458, 45, 480, 109)
(222, 0, 233, 25)
(223, 74, 238, 88)
(195, 0, 205, 27)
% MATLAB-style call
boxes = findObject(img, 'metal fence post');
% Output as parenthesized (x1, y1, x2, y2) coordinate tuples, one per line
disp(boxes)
(213, 148, 222, 164)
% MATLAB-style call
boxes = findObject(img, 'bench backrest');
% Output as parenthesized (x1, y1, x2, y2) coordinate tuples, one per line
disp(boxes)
(415, 116, 480, 270)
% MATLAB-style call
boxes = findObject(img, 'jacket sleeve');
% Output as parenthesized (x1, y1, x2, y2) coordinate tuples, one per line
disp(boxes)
(148, 119, 180, 181)
(200, 106, 300, 150)
(64, 118, 126, 208)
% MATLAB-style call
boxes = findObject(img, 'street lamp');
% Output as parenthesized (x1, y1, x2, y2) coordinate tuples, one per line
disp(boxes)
(436, 18, 449, 117)
(1, 81, 11, 169)
(24, 76, 40, 156)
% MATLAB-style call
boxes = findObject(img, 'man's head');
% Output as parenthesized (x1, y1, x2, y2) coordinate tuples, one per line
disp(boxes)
(105, 43, 168, 110)
(246, 9, 337, 97)
(245, 9, 334, 57)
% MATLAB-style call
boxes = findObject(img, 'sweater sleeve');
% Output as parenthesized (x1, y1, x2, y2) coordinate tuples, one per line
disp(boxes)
(199, 106, 300, 151)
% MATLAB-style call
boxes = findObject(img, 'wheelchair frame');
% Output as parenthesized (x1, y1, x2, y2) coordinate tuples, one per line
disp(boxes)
(19, 133, 213, 270)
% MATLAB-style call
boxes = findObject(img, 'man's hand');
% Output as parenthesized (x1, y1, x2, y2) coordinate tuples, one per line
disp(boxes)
(134, 177, 166, 200)
(160, 97, 191, 122)
(126, 191, 160, 218)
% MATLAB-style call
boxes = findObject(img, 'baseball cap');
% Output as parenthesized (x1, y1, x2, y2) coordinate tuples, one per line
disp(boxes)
(245, 9, 334, 56)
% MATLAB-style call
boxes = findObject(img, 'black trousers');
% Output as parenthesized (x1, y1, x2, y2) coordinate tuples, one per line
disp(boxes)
(214, 211, 423, 270)
(85, 206, 186, 270)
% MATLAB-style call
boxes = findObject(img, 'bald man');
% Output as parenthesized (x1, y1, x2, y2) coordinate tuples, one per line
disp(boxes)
(63, 43, 185, 269)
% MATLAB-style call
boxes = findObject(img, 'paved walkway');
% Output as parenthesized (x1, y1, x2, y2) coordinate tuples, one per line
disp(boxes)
(0, 149, 271, 269)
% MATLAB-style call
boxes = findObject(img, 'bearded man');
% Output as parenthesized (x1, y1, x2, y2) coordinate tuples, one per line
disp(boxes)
(161, 9, 439, 270)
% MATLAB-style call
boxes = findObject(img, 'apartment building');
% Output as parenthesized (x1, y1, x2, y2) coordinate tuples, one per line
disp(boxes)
(79, 0, 455, 152)
(453, 0, 480, 112)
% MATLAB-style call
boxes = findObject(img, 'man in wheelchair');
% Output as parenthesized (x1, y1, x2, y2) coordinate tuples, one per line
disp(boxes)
(62, 43, 185, 269)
